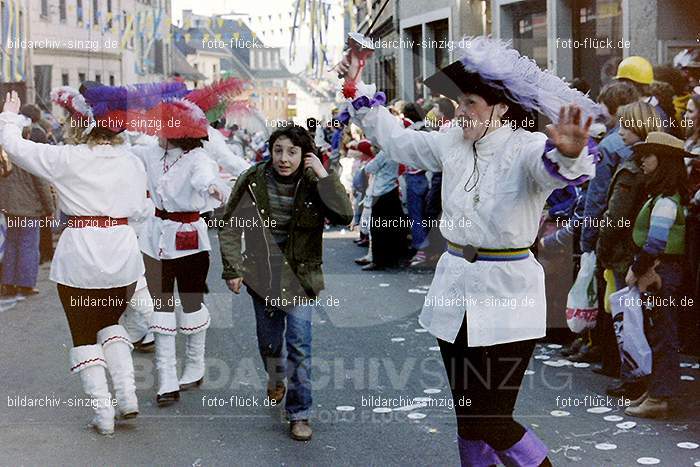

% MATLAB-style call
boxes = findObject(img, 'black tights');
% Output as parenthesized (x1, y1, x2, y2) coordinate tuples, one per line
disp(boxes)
(438, 321, 536, 451)
(143, 252, 209, 313)
(58, 282, 136, 346)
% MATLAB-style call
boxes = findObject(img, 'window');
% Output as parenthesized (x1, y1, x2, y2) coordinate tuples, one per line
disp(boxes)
(510, 0, 547, 69)
(154, 39, 163, 73)
(431, 19, 450, 70)
(77, 0, 84, 24)
(109, 75, 115, 86)
(41, 0, 48, 18)
(212, 63, 217, 75)
(78, 72, 86, 83)
(106, 0, 112, 28)
(59, 0, 66, 21)
(93, 0, 99, 26)
(61, 73, 69, 86)
(573, 0, 623, 96)
(95, 73, 101, 83)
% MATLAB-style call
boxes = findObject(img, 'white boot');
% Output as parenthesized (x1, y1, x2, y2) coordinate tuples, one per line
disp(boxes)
(97, 324, 139, 418)
(69, 345, 115, 435)
(149, 311, 180, 406)
(178, 305, 211, 390)
(118, 277, 153, 344)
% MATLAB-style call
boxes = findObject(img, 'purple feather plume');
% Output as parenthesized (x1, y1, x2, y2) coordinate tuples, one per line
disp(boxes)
(83, 82, 188, 117)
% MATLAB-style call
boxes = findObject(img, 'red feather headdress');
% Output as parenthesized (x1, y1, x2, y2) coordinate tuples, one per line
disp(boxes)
(126, 99, 209, 139)
(185, 77, 245, 112)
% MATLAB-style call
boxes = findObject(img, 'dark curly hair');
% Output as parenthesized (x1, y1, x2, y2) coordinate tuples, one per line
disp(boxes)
(168, 137, 207, 152)
(642, 152, 690, 204)
(268, 124, 316, 155)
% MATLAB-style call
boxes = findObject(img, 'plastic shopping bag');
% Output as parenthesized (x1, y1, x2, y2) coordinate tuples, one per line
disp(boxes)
(565, 251, 598, 333)
(609, 286, 652, 378)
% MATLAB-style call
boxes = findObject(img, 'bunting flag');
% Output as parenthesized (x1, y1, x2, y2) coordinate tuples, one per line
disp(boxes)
(13, 0, 22, 81)
(3, 0, 11, 81)
(163, 16, 172, 44)
(120, 13, 135, 48)
(290, 0, 332, 76)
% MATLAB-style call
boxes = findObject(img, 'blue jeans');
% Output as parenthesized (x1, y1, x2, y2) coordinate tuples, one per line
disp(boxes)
(405, 173, 429, 250)
(250, 292, 313, 420)
(646, 259, 684, 399)
(1, 219, 40, 289)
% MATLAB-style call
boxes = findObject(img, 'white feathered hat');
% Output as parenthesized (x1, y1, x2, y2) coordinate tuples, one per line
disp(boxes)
(424, 36, 603, 123)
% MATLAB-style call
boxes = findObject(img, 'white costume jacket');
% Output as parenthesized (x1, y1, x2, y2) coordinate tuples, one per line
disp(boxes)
(131, 144, 231, 260)
(0, 112, 150, 288)
(360, 106, 596, 346)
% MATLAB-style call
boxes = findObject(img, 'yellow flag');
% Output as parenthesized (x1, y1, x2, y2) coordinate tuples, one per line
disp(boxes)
(146, 10, 154, 32)
(119, 13, 135, 49)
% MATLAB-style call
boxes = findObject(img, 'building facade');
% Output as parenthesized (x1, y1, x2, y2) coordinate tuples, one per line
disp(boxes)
(21, 0, 172, 113)
(492, 0, 700, 97)
(356, 0, 490, 102)
(0, 0, 30, 102)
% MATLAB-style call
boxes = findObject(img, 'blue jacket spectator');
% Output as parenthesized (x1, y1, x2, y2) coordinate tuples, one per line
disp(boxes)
(580, 127, 632, 252)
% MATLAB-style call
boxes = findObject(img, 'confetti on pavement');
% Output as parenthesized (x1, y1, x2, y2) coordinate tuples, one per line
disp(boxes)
(595, 443, 617, 450)
(587, 407, 613, 414)
(604, 415, 624, 422)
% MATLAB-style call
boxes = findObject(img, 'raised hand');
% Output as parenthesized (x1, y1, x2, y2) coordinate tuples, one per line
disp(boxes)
(546, 105, 592, 158)
(304, 152, 329, 179)
(2, 91, 21, 114)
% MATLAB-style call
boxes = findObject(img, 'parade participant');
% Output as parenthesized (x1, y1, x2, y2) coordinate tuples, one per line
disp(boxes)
(0, 88, 151, 435)
(129, 98, 231, 406)
(338, 36, 600, 466)
(219, 125, 353, 441)
(624, 132, 690, 418)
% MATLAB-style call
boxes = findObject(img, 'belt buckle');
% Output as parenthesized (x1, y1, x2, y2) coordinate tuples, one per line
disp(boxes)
(462, 244, 478, 263)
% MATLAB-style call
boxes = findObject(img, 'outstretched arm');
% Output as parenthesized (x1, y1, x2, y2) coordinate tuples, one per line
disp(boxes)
(1, 91, 68, 181)
(525, 105, 597, 192)
(357, 105, 444, 172)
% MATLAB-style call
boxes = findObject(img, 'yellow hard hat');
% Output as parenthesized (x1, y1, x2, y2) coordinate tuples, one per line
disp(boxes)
(615, 56, 654, 85)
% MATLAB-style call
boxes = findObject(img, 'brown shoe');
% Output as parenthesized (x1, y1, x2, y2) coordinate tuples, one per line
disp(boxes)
(15, 286, 39, 297)
(290, 420, 312, 441)
(266, 380, 286, 405)
(625, 396, 668, 418)
(628, 391, 648, 408)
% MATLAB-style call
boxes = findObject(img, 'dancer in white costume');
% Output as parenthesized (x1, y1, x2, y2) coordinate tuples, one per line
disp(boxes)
(0, 87, 151, 435)
(129, 98, 230, 406)
(338, 37, 601, 466)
